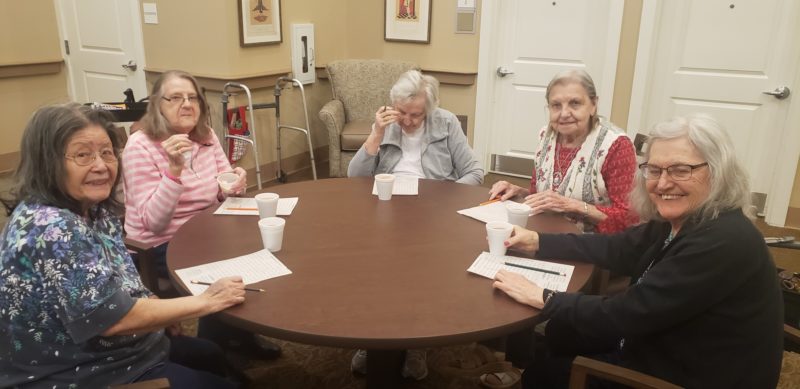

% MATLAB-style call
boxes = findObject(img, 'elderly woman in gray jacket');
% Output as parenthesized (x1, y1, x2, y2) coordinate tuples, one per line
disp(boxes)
(347, 70, 484, 186)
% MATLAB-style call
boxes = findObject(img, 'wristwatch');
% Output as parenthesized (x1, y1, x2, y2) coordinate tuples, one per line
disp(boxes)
(543, 288, 557, 305)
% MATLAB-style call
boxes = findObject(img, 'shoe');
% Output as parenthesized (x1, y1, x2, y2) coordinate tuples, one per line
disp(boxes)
(402, 349, 428, 380)
(351, 349, 368, 374)
(479, 368, 522, 388)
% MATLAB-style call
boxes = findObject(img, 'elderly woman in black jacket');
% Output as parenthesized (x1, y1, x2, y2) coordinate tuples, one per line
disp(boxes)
(492, 114, 782, 388)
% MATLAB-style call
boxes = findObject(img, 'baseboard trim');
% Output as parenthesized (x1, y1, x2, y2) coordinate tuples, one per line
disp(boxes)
(245, 145, 328, 188)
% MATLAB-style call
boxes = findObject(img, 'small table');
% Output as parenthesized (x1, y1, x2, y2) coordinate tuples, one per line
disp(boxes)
(167, 178, 593, 388)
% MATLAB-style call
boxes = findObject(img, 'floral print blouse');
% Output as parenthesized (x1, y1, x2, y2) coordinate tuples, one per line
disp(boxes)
(0, 201, 169, 388)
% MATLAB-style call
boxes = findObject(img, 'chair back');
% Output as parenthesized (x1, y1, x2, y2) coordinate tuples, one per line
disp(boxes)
(326, 59, 418, 123)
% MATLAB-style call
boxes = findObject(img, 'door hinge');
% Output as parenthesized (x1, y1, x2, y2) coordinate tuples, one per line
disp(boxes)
(64, 40, 70, 55)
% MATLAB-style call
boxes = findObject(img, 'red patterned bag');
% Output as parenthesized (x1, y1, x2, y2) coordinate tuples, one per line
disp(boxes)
(227, 106, 250, 164)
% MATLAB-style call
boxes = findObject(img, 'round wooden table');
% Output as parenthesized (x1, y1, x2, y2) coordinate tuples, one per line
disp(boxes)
(168, 177, 593, 387)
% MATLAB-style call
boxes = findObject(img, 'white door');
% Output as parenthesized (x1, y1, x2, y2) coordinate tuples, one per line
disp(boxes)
(56, 0, 148, 103)
(629, 0, 800, 226)
(474, 0, 624, 177)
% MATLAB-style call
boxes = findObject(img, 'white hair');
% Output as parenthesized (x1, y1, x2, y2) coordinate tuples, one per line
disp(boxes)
(630, 114, 754, 224)
(389, 70, 440, 112)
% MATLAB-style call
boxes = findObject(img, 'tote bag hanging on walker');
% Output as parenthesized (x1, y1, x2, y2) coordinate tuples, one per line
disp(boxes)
(226, 106, 250, 164)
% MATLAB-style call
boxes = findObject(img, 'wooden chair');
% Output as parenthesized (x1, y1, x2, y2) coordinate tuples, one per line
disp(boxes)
(568, 324, 800, 389)
(113, 124, 172, 296)
(110, 378, 170, 389)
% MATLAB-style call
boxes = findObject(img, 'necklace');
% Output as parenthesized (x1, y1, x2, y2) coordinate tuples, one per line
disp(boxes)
(552, 140, 581, 190)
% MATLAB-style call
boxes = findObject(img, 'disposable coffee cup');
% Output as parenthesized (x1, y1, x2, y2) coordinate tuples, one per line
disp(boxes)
(506, 202, 531, 227)
(255, 193, 280, 218)
(258, 217, 286, 252)
(374, 174, 395, 201)
(217, 172, 238, 192)
(486, 221, 514, 256)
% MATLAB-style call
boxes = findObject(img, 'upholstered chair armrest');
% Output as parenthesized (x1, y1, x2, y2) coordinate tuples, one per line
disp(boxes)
(569, 356, 683, 389)
(319, 99, 346, 151)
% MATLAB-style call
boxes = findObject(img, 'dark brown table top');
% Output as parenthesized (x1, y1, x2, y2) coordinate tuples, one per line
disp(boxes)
(167, 177, 592, 350)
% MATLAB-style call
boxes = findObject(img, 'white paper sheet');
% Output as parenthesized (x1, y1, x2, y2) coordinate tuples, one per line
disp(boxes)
(175, 249, 292, 295)
(213, 197, 299, 216)
(371, 176, 419, 196)
(456, 200, 510, 224)
(467, 251, 574, 292)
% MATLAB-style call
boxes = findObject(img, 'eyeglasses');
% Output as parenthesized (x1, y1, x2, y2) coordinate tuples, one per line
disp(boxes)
(639, 162, 708, 181)
(161, 95, 200, 106)
(65, 149, 118, 166)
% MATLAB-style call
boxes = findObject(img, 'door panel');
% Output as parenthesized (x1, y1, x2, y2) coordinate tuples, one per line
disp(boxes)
(61, 0, 147, 103)
(484, 0, 622, 174)
(640, 0, 797, 197)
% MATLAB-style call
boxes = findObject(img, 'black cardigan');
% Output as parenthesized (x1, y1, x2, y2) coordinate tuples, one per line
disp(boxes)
(538, 209, 782, 388)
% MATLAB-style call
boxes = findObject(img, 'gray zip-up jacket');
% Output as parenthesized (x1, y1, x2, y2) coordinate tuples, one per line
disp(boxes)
(347, 108, 484, 185)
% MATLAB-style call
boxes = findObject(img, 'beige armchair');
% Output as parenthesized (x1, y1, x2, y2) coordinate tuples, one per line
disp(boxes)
(319, 59, 418, 177)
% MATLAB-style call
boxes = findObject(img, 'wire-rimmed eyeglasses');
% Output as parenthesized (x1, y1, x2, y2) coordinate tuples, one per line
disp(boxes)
(65, 149, 118, 166)
(638, 162, 708, 181)
(161, 94, 200, 105)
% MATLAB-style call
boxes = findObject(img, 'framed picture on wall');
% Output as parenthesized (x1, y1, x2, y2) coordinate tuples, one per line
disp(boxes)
(384, 0, 432, 43)
(238, 0, 282, 46)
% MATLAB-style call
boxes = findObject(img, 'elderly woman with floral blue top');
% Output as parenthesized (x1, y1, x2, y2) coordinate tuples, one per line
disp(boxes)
(0, 104, 243, 388)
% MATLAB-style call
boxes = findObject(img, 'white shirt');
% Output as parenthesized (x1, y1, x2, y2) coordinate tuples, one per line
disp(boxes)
(392, 124, 426, 179)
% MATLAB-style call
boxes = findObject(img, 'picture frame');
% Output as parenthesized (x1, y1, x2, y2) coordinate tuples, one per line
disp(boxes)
(384, 0, 432, 43)
(238, 0, 282, 47)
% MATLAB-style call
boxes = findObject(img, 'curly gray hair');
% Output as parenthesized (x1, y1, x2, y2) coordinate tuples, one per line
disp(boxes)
(389, 70, 440, 112)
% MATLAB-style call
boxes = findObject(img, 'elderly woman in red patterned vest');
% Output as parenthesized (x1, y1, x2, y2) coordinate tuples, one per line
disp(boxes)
(489, 69, 638, 233)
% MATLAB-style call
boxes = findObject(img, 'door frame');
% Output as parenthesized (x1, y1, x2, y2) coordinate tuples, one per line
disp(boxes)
(474, 0, 625, 173)
(53, 0, 148, 102)
(628, 0, 800, 227)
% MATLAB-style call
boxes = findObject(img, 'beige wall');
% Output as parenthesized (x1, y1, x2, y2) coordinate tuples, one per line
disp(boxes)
(4, 1, 800, 213)
(0, 2, 69, 169)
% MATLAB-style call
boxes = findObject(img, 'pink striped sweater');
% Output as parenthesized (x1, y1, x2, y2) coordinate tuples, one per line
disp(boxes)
(123, 130, 232, 247)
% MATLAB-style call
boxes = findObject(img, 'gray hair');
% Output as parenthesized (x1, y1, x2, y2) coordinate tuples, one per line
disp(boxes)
(630, 114, 754, 224)
(138, 70, 212, 143)
(390, 70, 440, 112)
(545, 69, 600, 128)
(2, 103, 123, 216)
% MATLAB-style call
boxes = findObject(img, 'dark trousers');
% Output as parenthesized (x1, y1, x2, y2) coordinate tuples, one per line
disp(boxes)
(134, 335, 239, 389)
(521, 318, 622, 389)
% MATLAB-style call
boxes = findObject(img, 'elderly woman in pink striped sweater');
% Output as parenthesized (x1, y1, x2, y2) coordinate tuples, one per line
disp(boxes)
(123, 70, 245, 249)
(123, 70, 281, 360)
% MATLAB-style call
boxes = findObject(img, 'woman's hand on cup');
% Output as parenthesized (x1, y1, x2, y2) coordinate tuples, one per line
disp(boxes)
(200, 276, 246, 313)
(161, 134, 192, 171)
(493, 269, 545, 309)
(489, 181, 523, 201)
(222, 167, 248, 195)
(504, 225, 539, 253)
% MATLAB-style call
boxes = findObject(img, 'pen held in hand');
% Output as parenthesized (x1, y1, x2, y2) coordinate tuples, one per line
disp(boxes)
(479, 198, 501, 206)
(504, 262, 565, 276)
(190, 279, 265, 292)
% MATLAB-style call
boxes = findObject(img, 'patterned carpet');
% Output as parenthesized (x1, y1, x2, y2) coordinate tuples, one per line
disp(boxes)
(180, 319, 520, 389)
(238, 338, 513, 389)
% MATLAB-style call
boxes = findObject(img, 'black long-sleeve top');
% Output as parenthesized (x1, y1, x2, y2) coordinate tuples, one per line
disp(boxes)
(539, 209, 782, 388)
